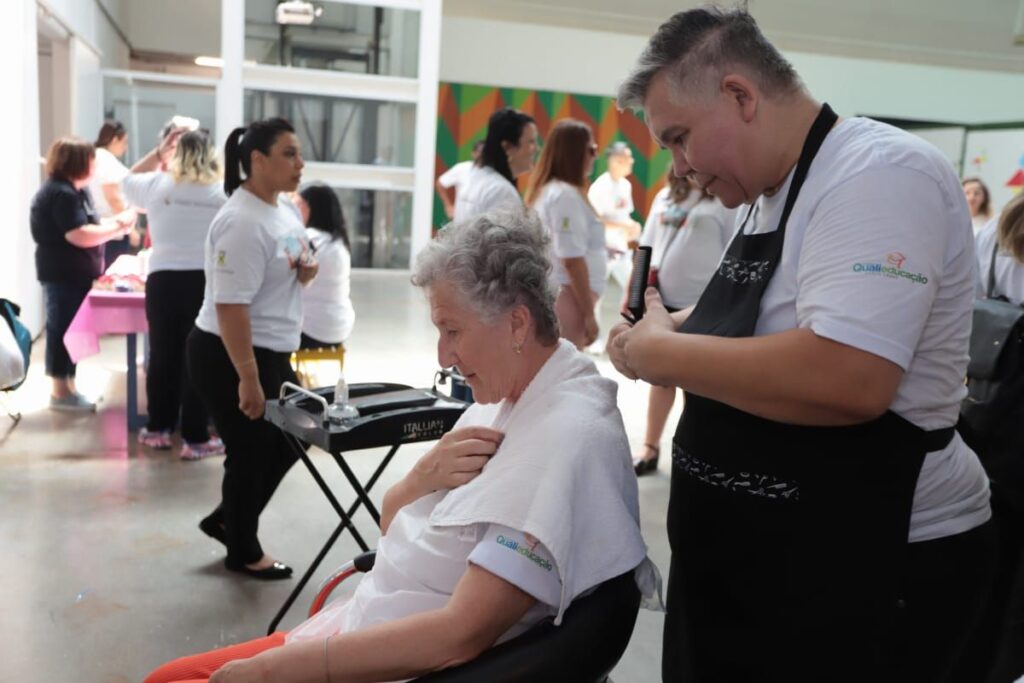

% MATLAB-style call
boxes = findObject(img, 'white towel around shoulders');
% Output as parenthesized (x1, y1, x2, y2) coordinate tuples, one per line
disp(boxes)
(430, 339, 657, 623)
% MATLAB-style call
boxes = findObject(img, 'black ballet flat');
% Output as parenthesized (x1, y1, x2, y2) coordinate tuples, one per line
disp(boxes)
(199, 516, 227, 546)
(632, 443, 660, 476)
(224, 559, 293, 581)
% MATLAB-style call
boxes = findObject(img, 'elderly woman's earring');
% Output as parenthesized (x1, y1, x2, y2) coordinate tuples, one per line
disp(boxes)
(514, 342, 523, 355)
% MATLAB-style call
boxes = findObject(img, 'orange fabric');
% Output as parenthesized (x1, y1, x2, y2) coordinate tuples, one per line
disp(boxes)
(143, 632, 287, 683)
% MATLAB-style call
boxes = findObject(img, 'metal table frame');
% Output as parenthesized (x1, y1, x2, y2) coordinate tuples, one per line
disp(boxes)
(267, 433, 401, 634)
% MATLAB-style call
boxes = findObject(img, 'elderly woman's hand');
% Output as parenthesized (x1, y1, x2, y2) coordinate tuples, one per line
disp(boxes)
(208, 656, 268, 683)
(609, 288, 676, 383)
(411, 426, 504, 494)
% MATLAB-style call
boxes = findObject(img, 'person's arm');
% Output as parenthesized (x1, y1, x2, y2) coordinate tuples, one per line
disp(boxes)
(218, 564, 537, 683)
(64, 217, 132, 248)
(131, 129, 183, 173)
(379, 426, 503, 534)
(612, 289, 903, 425)
(562, 257, 598, 346)
(435, 179, 456, 219)
(215, 304, 264, 420)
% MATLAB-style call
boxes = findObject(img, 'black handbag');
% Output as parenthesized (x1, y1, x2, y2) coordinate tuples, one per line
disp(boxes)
(960, 241, 1024, 444)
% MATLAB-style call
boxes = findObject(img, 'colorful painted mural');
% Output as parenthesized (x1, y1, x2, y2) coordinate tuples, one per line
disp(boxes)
(434, 81, 673, 229)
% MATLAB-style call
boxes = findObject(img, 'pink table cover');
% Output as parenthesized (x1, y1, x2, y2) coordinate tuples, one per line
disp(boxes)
(63, 255, 148, 363)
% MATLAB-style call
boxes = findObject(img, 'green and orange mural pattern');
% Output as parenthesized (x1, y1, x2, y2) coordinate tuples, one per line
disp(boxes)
(433, 81, 673, 229)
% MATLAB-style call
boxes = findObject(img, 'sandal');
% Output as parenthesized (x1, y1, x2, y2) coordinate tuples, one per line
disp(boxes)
(632, 443, 660, 476)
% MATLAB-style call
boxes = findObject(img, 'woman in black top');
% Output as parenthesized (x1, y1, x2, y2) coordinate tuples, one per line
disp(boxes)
(30, 137, 135, 412)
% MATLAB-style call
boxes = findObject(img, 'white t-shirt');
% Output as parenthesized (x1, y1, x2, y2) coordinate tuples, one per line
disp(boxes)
(121, 172, 226, 273)
(588, 172, 636, 256)
(976, 218, 1024, 306)
(740, 116, 989, 543)
(437, 160, 474, 192)
(587, 172, 634, 223)
(534, 181, 608, 296)
(286, 491, 560, 647)
(640, 188, 737, 309)
(194, 188, 310, 352)
(301, 228, 355, 344)
(88, 147, 130, 217)
(972, 214, 990, 235)
(453, 165, 522, 222)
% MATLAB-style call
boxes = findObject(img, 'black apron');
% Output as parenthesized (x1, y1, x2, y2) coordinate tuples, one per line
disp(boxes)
(663, 104, 955, 682)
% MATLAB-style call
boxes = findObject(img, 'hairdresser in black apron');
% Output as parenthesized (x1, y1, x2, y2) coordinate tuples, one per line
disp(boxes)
(611, 8, 996, 682)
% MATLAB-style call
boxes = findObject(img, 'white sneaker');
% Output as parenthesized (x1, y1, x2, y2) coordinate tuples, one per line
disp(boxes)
(49, 392, 97, 413)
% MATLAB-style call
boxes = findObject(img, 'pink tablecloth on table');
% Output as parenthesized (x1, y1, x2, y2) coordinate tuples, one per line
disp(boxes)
(63, 254, 148, 363)
(63, 290, 147, 364)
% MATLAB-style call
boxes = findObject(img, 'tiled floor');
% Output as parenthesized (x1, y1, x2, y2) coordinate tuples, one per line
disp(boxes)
(0, 270, 676, 682)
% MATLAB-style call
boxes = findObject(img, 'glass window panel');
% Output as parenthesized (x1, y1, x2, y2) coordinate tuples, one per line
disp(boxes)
(102, 77, 216, 166)
(244, 89, 415, 166)
(323, 186, 412, 269)
(245, 0, 420, 78)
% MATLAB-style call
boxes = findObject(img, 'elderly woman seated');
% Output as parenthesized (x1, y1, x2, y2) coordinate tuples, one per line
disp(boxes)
(144, 211, 653, 683)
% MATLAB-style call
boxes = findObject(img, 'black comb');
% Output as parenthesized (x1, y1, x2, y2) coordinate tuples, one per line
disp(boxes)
(623, 246, 652, 325)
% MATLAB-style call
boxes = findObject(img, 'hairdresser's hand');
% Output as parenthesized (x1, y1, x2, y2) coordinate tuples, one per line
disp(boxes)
(410, 426, 504, 494)
(238, 375, 265, 420)
(609, 287, 675, 382)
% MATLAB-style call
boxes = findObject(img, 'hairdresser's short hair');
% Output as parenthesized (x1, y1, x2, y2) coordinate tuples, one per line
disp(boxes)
(617, 6, 802, 111)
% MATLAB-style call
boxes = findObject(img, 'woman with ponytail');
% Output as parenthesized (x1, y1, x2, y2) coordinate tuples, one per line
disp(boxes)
(452, 108, 537, 222)
(186, 117, 316, 580)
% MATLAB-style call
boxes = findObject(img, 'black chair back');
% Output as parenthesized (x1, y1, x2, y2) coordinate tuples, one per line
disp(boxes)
(415, 569, 641, 683)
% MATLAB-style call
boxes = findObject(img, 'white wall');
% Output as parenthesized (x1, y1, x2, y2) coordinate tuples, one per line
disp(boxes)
(2, 0, 43, 333)
(39, 0, 131, 69)
(439, 15, 1024, 126)
(126, 0, 220, 58)
(963, 129, 1024, 217)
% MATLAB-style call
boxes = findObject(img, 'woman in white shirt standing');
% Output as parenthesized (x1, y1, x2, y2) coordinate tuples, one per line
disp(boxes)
(526, 119, 605, 349)
(123, 129, 227, 459)
(631, 171, 737, 474)
(453, 108, 537, 222)
(186, 117, 317, 580)
(90, 120, 138, 264)
(963, 177, 994, 235)
(293, 183, 355, 349)
(959, 193, 1024, 682)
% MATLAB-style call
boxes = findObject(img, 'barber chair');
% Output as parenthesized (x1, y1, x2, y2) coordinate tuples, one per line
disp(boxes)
(310, 551, 641, 683)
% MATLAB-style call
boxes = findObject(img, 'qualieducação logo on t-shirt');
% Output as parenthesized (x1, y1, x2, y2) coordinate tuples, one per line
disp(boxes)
(852, 252, 928, 285)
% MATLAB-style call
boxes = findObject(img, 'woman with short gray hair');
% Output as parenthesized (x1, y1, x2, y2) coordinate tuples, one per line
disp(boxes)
(144, 210, 655, 683)
(412, 210, 560, 350)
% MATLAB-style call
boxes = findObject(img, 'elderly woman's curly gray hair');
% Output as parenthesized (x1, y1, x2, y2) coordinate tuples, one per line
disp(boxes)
(411, 211, 560, 345)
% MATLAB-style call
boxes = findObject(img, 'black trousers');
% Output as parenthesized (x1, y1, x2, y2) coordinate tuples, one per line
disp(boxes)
(186, 327, 300, 565)
(299, 332, 338, 350)
(951, 443, 1024, 683)
(42, 280, 91, 378)
(893, 521, 996, 683)
(145, 270, 209, 443)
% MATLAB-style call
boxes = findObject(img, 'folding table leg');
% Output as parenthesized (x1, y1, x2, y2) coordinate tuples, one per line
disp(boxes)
(268, 434, 376, 634)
